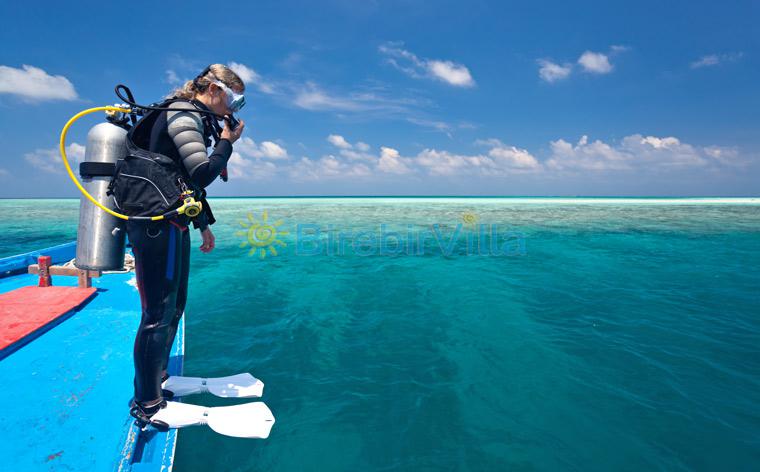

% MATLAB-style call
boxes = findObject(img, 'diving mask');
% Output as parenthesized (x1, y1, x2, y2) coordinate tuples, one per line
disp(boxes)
(214, 81, 246, 113)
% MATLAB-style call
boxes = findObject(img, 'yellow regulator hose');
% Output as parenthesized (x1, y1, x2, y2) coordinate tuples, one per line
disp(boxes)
(60, 106, 200, 221)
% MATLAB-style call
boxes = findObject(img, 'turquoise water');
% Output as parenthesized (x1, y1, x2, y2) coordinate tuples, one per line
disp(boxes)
(2, 198, 760, 470)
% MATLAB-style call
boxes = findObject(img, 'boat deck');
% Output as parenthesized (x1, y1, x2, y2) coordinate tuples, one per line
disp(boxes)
(0, 243, 182, 471)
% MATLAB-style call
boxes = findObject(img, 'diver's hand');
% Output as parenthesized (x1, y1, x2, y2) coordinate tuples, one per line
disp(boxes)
(200, 227, 215, 253)
(221, 119, 245, 144)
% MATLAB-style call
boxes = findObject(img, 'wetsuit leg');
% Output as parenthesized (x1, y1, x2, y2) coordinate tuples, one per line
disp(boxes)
(127, 220, 184, 405)
(161, 222, 190, 378)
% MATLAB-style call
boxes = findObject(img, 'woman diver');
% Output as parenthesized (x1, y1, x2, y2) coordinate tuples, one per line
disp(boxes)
(127, 64, 246, 424)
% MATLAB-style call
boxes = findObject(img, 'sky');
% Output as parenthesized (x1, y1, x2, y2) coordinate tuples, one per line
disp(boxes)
(0, 0, 758, 197)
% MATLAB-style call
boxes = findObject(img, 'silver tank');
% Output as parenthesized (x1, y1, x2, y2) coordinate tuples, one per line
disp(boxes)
(75, 121, 127, 271)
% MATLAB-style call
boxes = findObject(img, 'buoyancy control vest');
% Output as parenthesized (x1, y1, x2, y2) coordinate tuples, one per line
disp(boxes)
(107, 99, 213, 221)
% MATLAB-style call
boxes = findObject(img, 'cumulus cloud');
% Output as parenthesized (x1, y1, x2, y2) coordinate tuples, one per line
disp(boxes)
(327, 134, 352, 149)
(224, 137, 288, 179)
(690, 52, 744, 69)
(416, 140, 541, 177)
(547, 136, 628, 171)
(291, 155, 372, 181)
(236, 137, 288, 159)
(487, 142, 542, 170)
(227, 152, 278, 179)
(278, 132, 749, 184)
(379, 42, 475, 87)
(25, 143, 85, 173)
(577, 51, 613, 74)
(378, 147, 412, 174)
(228, 61, 275, 94)
(427, 60, 475, 87)
(537, 59, 572, 83)
(324, 134, 412, 174)
(544, 134, 732, 172)
(0, 64, 78, 101)
(416, 149, 490, 176)
(538, 46, 625, 81)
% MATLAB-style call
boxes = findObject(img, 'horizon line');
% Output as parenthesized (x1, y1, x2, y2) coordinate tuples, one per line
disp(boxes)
(2, 195, 759, 200)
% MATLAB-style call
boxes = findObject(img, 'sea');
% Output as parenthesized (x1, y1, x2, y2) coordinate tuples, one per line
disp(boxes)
(1, 197, 759, 471)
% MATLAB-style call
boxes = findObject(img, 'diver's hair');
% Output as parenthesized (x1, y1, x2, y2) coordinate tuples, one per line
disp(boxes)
(169, 63, 245, 100)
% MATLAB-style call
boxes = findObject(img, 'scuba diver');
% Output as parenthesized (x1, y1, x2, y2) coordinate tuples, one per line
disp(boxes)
(127, 64, 246, 424)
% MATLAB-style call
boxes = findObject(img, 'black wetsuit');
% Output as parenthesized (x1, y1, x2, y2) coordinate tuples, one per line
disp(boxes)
(127, 99, 232, 408)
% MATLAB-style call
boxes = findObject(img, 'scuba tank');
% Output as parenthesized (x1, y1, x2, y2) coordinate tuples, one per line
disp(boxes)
(75, 116, 128, 271)
(64, 84, 236, 270)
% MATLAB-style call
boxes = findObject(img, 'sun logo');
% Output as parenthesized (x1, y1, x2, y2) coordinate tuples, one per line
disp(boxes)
(461, 211, 479, 228)
(236, 210, 288, 258)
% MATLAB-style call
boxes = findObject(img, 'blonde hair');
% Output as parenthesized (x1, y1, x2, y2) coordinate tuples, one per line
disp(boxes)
(169, 63, 245, 100)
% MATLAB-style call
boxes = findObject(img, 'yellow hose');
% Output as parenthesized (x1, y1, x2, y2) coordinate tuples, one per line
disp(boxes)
(60, 106, 165, 221)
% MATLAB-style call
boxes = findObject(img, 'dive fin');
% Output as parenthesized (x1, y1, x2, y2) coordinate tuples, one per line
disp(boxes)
(162, 373, 264, 398)
(148, 401, 275, 438)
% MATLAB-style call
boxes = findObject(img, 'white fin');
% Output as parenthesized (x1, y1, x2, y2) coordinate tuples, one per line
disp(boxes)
(149, 401, 275, 438)
(162, 373, 264, 398)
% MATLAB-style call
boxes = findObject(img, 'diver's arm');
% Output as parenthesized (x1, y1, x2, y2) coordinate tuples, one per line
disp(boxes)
(166, 102, 232, 189)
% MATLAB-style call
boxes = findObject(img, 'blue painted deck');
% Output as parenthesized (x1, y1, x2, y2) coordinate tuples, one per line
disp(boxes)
(0, 243, 181, 471)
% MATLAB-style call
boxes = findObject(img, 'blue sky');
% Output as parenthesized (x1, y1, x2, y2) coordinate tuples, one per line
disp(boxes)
(0, 0, 758, 197)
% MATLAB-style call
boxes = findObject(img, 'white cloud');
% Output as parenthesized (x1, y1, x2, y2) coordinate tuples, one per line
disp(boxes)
(487, 144, 541, 170)
(165, 69, 182, 85)
(327, 134, 352, 149)
(326, 135, 383, 164)
(416, 149, 490, 176)
(610, 45, 630, 54)
(406, 117, 452, 134)
(25, 143, 85, 173)
(0, 168, 9, 177)
(416, 139, 541, 177)
(690, 52, 744, 69)
(258, 141, 288, 159)
(703, 145, 741, 165)
(537, 59, 572, 83)
(427, 60, 475, 87)
(293, 82, 421, 117)
(545, 134, 726, 172)
(294, 83, 365, 111)
(291, 155, 372, 181)
(235, 137, 288, 159)
(227, 61, 275, 94)
(577, 51, 613, 74)
(537, 46, 624, 82)
(224, 132, 748, 184)
(379, 42, 475, 88)
(547, 136, 629, 171)
(378, 147, 412, 174)
(621, 134, 706, 167)
(227, 152, 278, 179)
(0, 64, 78, 101)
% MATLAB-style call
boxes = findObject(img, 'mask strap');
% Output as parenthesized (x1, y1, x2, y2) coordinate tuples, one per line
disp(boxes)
(193, 65, 212, 91)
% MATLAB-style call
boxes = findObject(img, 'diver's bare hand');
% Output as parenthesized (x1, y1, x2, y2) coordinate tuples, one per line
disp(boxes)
(200, 227, 215, 253)
(221, 119, 245, 144)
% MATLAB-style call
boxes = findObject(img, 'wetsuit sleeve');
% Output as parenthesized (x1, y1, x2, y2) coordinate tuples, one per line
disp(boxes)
(193, 210, 209, 232)
(166, 102, 233, 189)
